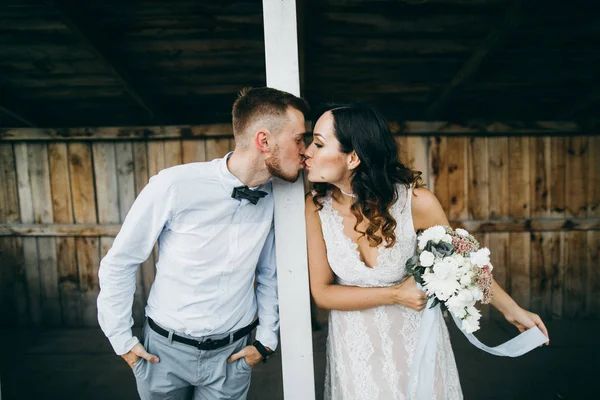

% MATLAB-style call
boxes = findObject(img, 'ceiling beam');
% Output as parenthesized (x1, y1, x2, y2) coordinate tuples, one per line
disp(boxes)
(50, 0, 160, 120)
(425, 0, 523, 119)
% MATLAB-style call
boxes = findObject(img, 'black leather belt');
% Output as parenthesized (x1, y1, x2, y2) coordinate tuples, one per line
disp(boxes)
(148, 317, 258, 351)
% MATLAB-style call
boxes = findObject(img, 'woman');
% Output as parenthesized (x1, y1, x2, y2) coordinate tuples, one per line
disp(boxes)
(304, 104, 549, 400)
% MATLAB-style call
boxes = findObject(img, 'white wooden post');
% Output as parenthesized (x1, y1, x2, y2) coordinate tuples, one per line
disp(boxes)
(262, 1, 316, 399)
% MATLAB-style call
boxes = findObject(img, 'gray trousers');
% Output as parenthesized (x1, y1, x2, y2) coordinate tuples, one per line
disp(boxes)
(132, 320, 252, 400)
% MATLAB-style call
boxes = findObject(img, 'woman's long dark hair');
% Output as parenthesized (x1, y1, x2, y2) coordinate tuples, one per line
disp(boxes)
(312, 103, 423, 248)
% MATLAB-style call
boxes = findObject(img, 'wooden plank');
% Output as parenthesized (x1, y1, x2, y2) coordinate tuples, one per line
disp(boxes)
(4, 217, 599, 237)
(564, 231, 587, 318)
(590, 136, 600, 217)
(163, 140, 183, 168)
(181, 140, 207, 164)
(27, 144, 61, 326)
(92, 143, 120, 224)
(205, 138, 231, 160)
(0, 125, 233, 141)
(531, 137, 551, 218)
(115, 142, 145, 325)
(147, 141, 166, 177)
(0, 237, 16, 326)
(0, 145, 24, 326)
(488, 137, 509, 219)
(76, 236, 100, 327)
(115, 143, 136, 221)
(587, 231, 600, 318)
(553, 232, 566, 319)
(488, 232, 509, 320)
(14, 143, 41, 326)
(530, 232, 552, 319)
(0, 237, 29, 326)
(68, 143, 97, 224)
(508, 232, 531, 310)
(68, 143, 99, 326)
(424, 0, 523, 117)
(508, 137, 530, 219)
(447, 137, 468, 220)
(430, 136, 449, 212)
(399, 136, 429, 187)
(467, 137, 489, 220)
(2, 121, 591, 142)
(263, 0, 315, 397)
(550, 137, 567, 219)
(565, 137, 589, 218)
(0, 144, 20, 223)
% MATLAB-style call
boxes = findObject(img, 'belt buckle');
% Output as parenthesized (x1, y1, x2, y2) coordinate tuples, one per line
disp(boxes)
(197, 337, 220, 350)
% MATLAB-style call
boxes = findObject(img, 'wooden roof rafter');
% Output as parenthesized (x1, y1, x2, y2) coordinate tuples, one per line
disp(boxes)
(424, 0, 523, 119)
(49, 0, 162, 121)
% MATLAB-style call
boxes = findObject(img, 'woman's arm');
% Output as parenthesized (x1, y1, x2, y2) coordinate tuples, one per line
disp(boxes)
(411, 187, 549, 344)
(305, 194, 426, 312)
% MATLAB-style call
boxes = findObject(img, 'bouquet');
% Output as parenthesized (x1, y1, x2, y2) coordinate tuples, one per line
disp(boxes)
(405, 226, 494, 333)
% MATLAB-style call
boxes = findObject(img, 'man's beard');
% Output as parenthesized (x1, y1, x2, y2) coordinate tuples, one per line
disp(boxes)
(265, 145, 300, 183)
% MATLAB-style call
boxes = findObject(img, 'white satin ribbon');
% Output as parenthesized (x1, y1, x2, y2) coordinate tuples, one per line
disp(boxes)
(406, 290, 548, 399)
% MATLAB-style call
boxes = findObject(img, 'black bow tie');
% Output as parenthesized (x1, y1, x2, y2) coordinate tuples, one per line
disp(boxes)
(231, 185, 268, 205)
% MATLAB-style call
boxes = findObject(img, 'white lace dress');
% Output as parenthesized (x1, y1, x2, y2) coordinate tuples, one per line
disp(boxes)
(318, 185, 462, 400)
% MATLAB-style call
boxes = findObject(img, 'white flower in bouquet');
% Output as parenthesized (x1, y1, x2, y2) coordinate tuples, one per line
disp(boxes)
(456, 288, 475, 305)
(462, 314, 481, 333)
(455, 228, 469, 237)
(470, 248, 491, 268)
(417, 225, 447, 250)
(422, 259, 461, 301)
(459, 270, 474, 286)
(419, 250, 435, 267)
(466, 305, 481, 319)
(441, 233, 453, 244)
(446, 295, 468, 318)
(469, 285, 484, 302)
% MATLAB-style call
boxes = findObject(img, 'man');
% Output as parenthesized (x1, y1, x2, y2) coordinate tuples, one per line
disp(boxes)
(97, 87, 309, 400)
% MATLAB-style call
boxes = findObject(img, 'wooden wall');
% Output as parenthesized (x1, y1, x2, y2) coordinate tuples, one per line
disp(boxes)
(0, 128, 598, 328)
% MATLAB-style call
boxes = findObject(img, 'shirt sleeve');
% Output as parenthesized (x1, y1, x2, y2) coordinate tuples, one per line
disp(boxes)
(254, 223, 280, 351)
(97, 173, 175, 355)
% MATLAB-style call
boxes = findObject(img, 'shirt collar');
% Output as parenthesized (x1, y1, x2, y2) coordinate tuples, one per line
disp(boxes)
(218, 152, 272, 193)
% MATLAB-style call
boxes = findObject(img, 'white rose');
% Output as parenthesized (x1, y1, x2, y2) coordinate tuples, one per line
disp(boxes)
(419, 251, 435, 267)
(441, 234, 453, 244)
(466, 305, 481, 318)
(470, 248, 491, 267)
(429, 226, 446, 242)
(461, 315, 480, 333)
(455, 228, 469, 237)
(450, 306, 467, 320)
(456, 288, 474, 304)
(470, 286, 483, 302)
(460, 273, 472, 286)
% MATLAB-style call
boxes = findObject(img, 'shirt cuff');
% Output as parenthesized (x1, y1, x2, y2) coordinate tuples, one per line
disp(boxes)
(108, 331, 140, 355)
(255, 326, 278, 351)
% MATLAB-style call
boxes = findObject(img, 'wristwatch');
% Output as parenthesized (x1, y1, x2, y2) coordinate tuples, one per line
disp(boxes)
(253, 340, 275, 363)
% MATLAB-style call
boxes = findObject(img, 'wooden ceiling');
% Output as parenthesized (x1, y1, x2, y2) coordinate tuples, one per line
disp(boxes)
(0, 0, 598, 128)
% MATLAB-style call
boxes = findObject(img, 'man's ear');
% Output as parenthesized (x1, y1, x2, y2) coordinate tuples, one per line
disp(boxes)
(254, 130, 271, 153)
(347, 151, 361, 171)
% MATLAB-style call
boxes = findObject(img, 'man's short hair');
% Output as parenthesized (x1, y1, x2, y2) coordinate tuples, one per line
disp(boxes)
(232, 87, 309, 139)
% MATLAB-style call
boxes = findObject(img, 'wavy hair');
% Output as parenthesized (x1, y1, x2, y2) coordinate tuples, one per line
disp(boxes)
(312, 104, 424, 248)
